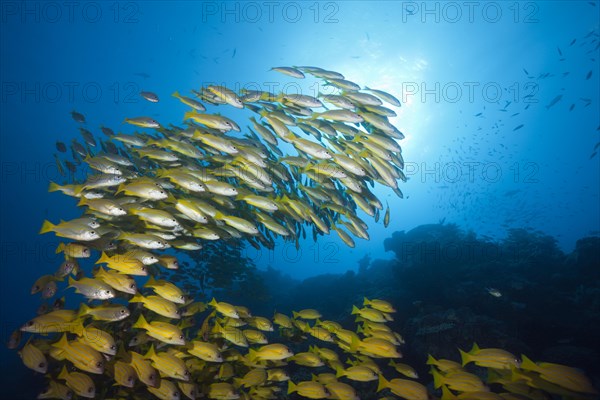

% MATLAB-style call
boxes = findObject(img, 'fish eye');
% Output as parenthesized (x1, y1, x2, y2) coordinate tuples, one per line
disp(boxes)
(149, 373, 156, 381)
(90, 231, 95, 235)
(120, 309, 127, 314)
(127, 376, 133, 382)
(129, 284, 136, 288)
(88, 387, 93, 393)
(105, 290, 111, 294)
(38, 362, 45, 368)
(179, 335, 184, 339)
(96, 361, 102, 367)
(141, 266, 147, 272)
(26, 321, 34, 327)
(110, 345, 116, 350)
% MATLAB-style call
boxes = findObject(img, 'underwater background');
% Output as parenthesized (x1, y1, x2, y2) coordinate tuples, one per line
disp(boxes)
(0, 1, 599, 399)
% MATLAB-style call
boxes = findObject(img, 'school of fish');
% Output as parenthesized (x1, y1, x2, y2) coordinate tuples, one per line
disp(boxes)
(9, 66, 598, 399)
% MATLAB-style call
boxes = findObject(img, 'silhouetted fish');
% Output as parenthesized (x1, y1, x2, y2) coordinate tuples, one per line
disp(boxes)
(545, 95, 563, 109)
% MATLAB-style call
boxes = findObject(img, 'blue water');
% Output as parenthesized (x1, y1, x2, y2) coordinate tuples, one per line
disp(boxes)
(1, 1, 598, 398)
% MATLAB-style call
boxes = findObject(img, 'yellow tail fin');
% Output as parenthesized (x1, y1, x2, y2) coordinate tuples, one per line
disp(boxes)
(55, 243, 65, 254)
(129, 294, 144, 303)
(53, 333, 69, 350)
(58, 365, 69, 380)
(459, 348, 471, 366)
(133, 314, 148, 330)
(48, 181, 61, 192)
(287, 381, 297, 395)
(96, 252, 110, 265)
(377, 374, 389, 392)
(39, 220, 55, 235)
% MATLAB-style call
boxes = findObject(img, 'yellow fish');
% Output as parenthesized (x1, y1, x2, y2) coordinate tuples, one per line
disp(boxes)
(132, 314, 185, 345)
(57, 365, 95, 398)
(51, 333, 105, 374)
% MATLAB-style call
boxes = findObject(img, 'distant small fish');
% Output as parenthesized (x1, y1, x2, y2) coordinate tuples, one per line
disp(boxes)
(65, 160, 77, 174)
(594, 142, 600, 151)
(569, 104, 575, 111)
(557, 46, 562, 56)
(475, 112, 482, 117)
(140, 91, 159, 103)
(586, 70, 593, 80)
(513, 124, 524, 131)
(590, 1, 596, 6)
(523, 68, 529, 75)
(562, 72, 570, 77)
(591, 151, 598, 159)
(100, 126, 114, 136)
(70, 110, 85, 123)
(6, 329, 21, 349)
(56, 141, 67, 153)
(232, 48, 236, 58)
(134, 72, 150, 79)
(570, 38, 576, 46)
(511, 113, 520, 117)
(486, 288, 502, 298)
(383, 202, 390, 228)
(124, 116, 160, 128)
(545, 94, 563, 109)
